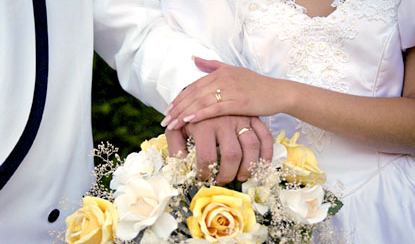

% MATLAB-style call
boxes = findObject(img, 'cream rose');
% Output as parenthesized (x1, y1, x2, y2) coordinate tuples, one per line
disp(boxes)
(110, 149, 163, 190)
(140, 134, 169, 159)
(187, 186, 256, 242)
(114, 176, 178, 241)
(65, 196, 117, 244)
(279, 185, 330, 224)
(242, 179, 271, 215)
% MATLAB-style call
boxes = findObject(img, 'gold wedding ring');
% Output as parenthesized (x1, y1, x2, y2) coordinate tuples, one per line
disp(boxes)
(237, 127, 253, 137)
(215, 89, 222, 103)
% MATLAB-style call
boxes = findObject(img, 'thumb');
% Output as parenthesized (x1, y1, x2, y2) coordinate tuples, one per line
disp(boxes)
(194, 57, 226, 73)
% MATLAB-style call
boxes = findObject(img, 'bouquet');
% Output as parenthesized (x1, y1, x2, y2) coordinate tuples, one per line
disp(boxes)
(65, 131, 342, 243)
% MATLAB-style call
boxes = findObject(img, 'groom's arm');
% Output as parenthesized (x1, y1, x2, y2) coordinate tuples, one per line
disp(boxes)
(93, 0, 221, 113)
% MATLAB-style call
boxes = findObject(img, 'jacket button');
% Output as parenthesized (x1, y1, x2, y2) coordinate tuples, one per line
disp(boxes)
(48, 209, 60, 223)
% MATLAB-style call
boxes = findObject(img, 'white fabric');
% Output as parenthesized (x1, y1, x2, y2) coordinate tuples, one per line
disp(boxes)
(162, 0, 415, 243)
(0, 0, 220, 243)
(398, 0, 415, 50)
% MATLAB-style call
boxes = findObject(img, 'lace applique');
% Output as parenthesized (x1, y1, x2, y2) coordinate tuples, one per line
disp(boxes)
(331, 0, 346, 8)
(242, 0, 399, 151)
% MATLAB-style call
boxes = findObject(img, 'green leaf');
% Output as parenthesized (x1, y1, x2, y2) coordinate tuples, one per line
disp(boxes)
(328, 198, 343, 216)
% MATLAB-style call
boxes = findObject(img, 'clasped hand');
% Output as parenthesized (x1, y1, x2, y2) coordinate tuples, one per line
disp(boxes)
(163, 57, 292, 131)
(163, 57, 292, 184)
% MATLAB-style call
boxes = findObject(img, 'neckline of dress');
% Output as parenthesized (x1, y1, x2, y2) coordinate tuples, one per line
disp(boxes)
(283, 0, 347, 20)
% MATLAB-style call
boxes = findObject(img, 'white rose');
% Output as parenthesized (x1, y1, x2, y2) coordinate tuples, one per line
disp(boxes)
(272, 142, 287, 168)
(141, 229, 170, 244)
(279, 185, 330, 224)
(242, 179, 270, 215)
(114, 176, 178, 241)
(110, 149, 163, 190)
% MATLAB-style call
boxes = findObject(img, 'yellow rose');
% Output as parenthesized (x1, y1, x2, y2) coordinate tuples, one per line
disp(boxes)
(187, 186, 256, 242)
(140, 134, 168, 159)
(276, 131, 326, 185)
(65, 196, 117, 244)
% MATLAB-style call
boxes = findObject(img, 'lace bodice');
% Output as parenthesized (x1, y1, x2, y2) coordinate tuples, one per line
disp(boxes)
(238, 0, 400, 151)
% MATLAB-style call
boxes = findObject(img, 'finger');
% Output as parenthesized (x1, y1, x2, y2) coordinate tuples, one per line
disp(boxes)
(162, 76, 217, 128)
(165, 82, 217, 129)
(194, 57, 227, 73)
(170, 72, 217, 109)
(216, 127, 242, 185)
(191, 125, 218, 180)
(165, 128, 188, 158)
(236, 126, 260, 181)
(185, 101, 237, 125)
(250, 117, 273, 161)
(170, 91, 224, 130)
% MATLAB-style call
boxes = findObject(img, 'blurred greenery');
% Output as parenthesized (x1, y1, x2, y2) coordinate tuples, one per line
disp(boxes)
(92, 54, 164, 157)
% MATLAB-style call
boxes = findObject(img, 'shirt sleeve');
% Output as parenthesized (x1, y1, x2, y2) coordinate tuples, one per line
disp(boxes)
(93, 0, 222, 113)
(398, 0, 415, 51)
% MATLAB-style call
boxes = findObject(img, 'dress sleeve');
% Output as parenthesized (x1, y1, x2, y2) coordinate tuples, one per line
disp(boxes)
(93, 0, 221, 113)
(398, 0, 415, 51)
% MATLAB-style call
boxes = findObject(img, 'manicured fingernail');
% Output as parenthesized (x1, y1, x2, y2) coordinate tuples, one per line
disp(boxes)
(164, 104, 174, 114)
(167, 119, 179, 130)
(160, 115, 172, 127)
(183, 114, 196, 123)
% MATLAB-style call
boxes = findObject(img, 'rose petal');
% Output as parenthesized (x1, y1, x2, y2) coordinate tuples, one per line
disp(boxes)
(116, 220, 139, 241)
(151, 212, 178, 240)
(187, 216, 204, 238)
(272, 143, 288, 167)
(211, 195, 243, 209)
(253, 202, 269, 215)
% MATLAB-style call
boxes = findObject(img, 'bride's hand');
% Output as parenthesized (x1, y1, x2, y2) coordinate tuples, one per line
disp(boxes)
(162, 57, 293, 130)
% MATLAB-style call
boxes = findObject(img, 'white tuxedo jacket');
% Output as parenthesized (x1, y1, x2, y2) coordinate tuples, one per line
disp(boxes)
(0, 0, 221, 242)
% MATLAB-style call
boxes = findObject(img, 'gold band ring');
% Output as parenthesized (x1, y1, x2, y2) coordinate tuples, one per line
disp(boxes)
(237, 127, 253, 137)
(215, 89, 222, 103)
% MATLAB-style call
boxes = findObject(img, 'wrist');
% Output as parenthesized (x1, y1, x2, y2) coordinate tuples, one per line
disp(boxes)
(271, 78, 299, 115)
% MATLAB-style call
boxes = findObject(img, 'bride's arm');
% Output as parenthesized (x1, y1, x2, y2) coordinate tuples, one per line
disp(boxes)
(164, 51, 415, 154)
(283, 48, 415, 154)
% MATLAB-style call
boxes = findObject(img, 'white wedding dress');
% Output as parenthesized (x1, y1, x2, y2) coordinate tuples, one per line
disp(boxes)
(238, 0, 415, 243)
(162, 0, 415, 243)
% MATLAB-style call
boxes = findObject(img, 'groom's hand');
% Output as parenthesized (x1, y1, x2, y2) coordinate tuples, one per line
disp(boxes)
(165, 116, 273, 185)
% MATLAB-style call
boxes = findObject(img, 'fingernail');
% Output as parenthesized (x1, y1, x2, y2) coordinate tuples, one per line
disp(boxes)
(167, 119, 179, 130)
(183, 114, 196, 123)
(164, 104, 174, 114)
(160, 115, 172, 127)
(191, 55, 196, 61)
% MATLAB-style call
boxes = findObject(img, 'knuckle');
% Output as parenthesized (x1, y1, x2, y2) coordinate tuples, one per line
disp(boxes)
(222, 149, 242, 162)
(202, 97, 211, 107)
(245, 138, 260, 151)
(213, 105, 223, 114)
(170, 109, 180, 118)
(197, 153, 217, 165)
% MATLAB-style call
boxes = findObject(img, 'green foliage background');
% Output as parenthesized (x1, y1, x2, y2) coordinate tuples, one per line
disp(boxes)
(92, 55, 164, 157)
